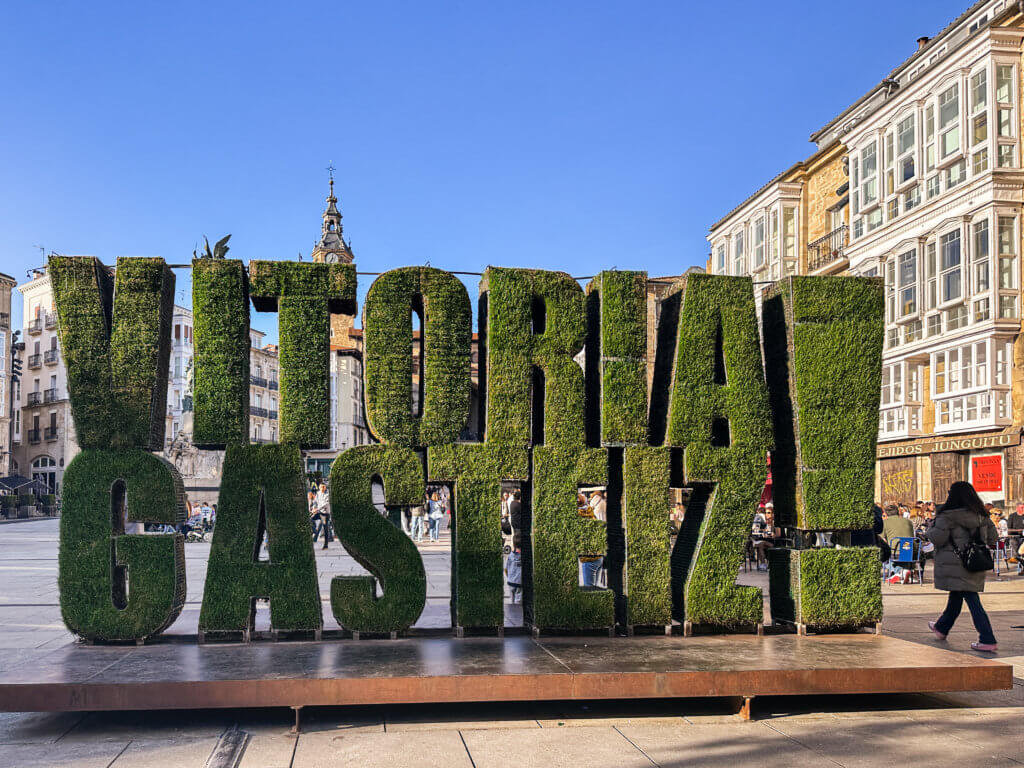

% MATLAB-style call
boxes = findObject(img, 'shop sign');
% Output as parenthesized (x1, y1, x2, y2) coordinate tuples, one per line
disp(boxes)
(877, 429, 1021, 459)
(971, 455, 1003, 493)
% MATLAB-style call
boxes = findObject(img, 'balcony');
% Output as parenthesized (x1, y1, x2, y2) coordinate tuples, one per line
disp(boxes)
(44, 349, 59, 365)
(27, 354, 42, 369)
(807, 224, 849, 273)
(250, 406, 268, 418)
(44, 426, 58, 442)
(268, 379, 279, 391)
(44, 312, 57, 330)
(26, 392, 42, 406)
(27, 429, 41, 445)
(44, 388, 58, 403)
(268, 409, 279, 420)
(27, 318, 42, 335)
(251, 376, 268, 388)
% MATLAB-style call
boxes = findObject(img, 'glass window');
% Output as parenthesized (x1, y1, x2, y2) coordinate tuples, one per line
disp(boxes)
(941, 229, 962, 302)
(946, 160, 966, 188)
(867, 208, 883, 231)
(973, 219, 990, 293)
(782, 208, 796, 259)
(733, 231, 744, 275)
(998, 108, 1013, 137)
(999, 144, 1016, 167)
(974, 297, 990, 322)
(904, 185, 920, 212)
(898, 115, 915, 155)
(1000, 294, 1018, 318)
(898, 249, 917, 316)
(946, 304, 968, 330)
(927, 313, 942, 336)
(926, 241, 937, 309)
(997, 65, 1014, 103)
(973, 148, 989, 174)
(973, 112, 987, 145)
(753, 217, 765, 267)
(716, 245, 726, 273)
(971, 69, 987, 112)
(888, 198, 899, 221)
(770, 212, 779, 264)
(940, 85, 960, 158)
(861, 143, 878, 205)
(927, 175, 941, 198)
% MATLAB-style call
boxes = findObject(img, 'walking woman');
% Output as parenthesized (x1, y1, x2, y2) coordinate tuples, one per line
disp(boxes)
(927, 481, 999, 652)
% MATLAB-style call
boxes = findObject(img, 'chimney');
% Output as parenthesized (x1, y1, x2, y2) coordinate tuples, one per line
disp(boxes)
(917, 36, 930, 51)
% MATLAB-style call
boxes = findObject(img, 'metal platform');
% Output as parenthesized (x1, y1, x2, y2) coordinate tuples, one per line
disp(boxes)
(0, 634, 1010, 713)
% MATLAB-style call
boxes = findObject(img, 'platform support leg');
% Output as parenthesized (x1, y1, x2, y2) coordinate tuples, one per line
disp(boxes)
(455, 626, 465, 638)
(756, 622, 764, 637)
(497, 627, 504, 639)
(608, 626, 615, 638)
(290, 706, 303, 735)
(735, 696, 754, 721)
(796, 623, 807, 636)
(874, 622, 882, 635)
(683, 621, 693, 637)
(314, 628, 322, 641)
(626, 625, 635, 638)
(352, 631, 360, 641)
(664, 624, 672, 636)
(390, 631, 398, 640)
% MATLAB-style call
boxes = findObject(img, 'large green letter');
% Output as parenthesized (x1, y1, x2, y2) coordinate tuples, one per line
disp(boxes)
(667, 273, 772, 629)
(59, 449, 186, 641)
(763, 276, 884, 631)
(483, 268, 612, 632)
(199, 443, 322, 636)
(364, 267, 472, 446)
(51, 256, 174, 450)
(192, 258, 250, 448)
(248, 261, 357, 448)
(330, 445, 426, 634)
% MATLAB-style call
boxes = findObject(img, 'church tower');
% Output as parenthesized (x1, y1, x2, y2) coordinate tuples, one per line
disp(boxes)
(311, 172, 357, 345)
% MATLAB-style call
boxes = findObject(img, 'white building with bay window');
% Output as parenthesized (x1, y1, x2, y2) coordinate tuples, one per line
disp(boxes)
(835, 22, 1024, 449)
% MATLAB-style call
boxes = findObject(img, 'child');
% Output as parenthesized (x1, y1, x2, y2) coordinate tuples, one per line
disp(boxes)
(505, 533, 523, 604)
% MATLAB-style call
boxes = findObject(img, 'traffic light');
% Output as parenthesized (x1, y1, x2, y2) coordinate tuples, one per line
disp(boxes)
(10, 349, 21, 383)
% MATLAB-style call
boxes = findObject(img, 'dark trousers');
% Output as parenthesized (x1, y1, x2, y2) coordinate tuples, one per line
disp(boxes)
(934, 590, 996, 645)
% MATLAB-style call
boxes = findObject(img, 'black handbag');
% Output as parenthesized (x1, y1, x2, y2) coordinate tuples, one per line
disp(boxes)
(952, 526, 994, 573)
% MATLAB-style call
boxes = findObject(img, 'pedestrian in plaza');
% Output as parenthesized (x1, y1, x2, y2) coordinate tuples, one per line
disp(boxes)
(410, 501, 425, 542)
(589, 489, 607, 522)
(505, 533, 523, 604)
(308, 490, 320, 538)
(428, 492, 443, 542)
(927, 481, 999, 653)
(315, 482, 333, 550)
(509, 489, 523, 535)
(1008, 503, 1024, 564)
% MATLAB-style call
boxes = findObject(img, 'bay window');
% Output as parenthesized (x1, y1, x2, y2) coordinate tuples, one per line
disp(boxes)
(782, 207, 796, 260)
(970, 69, 987, 114)
(716, 244, 726, 274)
(898, 249, 917, 317)
(897, 114, 915, 184)
(753, 217, 765, 268)
(733, 231, 744, 275)
(972, 219, 990, 293)
(940, 229, 962, 303)
(939, 84, 960, 158)
(860, 143, 878, 207)
(998, 215, 1018, 317)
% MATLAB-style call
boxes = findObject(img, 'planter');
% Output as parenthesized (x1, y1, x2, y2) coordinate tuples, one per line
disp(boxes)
(18, 506, 36, 519)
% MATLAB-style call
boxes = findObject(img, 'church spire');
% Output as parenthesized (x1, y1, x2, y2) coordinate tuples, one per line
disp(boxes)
(312, 164, 354, 264)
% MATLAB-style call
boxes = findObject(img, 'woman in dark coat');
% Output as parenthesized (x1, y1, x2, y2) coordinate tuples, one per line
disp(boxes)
(927, 481, 999, 652)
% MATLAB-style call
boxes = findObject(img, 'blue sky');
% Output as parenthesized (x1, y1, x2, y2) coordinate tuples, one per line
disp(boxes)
(1, 0, 970, 337)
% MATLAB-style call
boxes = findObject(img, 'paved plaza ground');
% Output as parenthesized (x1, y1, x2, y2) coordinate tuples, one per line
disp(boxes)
(0, 518, 1022, 767)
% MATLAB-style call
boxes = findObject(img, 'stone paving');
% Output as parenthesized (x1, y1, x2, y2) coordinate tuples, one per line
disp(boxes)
(0, 519, 1022, 767)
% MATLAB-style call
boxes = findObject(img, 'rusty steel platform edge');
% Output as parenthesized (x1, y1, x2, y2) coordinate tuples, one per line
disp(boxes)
(0, 638, 1011, 713)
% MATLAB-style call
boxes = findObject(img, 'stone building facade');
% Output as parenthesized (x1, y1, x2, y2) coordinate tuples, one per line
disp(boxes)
(0, 271, 16, 477)
(708, 0, 1024, 507)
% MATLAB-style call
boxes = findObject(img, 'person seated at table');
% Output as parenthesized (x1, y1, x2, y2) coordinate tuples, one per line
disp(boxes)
(752, 509, 780, 571)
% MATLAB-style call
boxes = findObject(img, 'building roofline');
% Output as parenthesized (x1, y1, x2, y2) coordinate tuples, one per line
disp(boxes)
(808, 0, 1001, 144)
(708, 139, 844, 233)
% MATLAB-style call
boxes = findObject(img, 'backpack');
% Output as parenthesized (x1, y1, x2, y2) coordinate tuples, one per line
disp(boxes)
(951, 525, 994, 573)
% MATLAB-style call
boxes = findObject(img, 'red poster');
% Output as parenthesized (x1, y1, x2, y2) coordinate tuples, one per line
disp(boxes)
(971, 455, 1003, 493)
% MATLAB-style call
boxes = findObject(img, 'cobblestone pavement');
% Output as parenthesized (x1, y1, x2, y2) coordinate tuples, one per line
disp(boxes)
(1, 519, 1022, 767)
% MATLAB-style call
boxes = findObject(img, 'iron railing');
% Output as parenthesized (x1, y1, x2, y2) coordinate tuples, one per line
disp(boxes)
(27, 354, 41, 369)
(44, 426, 58, 441)
(807, 224, 849, 272)
(44, 388, 58, 403)
(44, 349, 59, 364)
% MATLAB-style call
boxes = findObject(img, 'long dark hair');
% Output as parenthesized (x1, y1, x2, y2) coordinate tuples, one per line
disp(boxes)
(939, 481, 986, 517)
